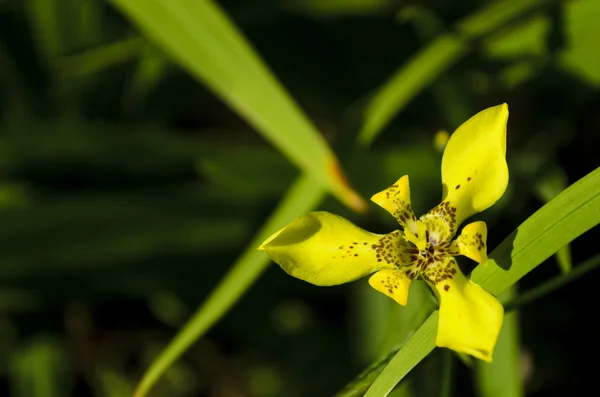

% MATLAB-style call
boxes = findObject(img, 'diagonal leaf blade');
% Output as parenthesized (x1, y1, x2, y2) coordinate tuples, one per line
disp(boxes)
(134, 175, 326, 397)
(109, 0, 365, 212)
(358, 0, 551, 146)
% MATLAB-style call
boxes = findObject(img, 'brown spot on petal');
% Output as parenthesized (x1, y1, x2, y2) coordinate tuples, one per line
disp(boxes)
(444, 285, 450, 291)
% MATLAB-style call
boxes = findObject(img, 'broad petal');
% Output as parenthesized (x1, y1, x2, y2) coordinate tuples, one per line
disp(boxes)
(368, 269, 412, 306)
(425, 257, 503, 362)
(258, 211, 412, 286)
(439, 104, 509, 229)
(452, 221, 488, 265)
(371, 175, 421, 234)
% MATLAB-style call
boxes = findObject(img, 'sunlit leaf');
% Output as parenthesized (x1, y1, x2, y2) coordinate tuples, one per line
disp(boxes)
(109, 0, 365, 212)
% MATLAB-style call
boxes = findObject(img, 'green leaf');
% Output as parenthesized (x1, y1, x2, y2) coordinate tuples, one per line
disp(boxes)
(440, 350, 454, 397)
(358, 0, 551, 145)
(483, 15, 550, 59)
(109, 0, 365, 212)
(535, 167, 571, 274)
(476, 288, 523, 397)
(287, 0, 393, 16)
(133, 174, 326, 397)
(358, 34, 467, 146)
(55, 37, 146, 79)
(364, 314, 438, 397)
(365, 165, 600, 396)
(122, 45, 169, 114)
(504, 253, 600, 312)
(23, 0, 65, 60)
(70, 0, 104, 48)
(9, 336, 69, 397)
(560, 0, 600, 86)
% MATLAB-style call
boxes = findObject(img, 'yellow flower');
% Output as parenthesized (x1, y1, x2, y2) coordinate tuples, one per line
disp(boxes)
(258, 104, 509, 362)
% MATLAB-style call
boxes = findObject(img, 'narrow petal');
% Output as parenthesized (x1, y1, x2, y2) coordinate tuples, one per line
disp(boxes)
(438, 104, 509, 229)
(371, 175, 420, 234)
(259, 211, 412, 286)
(425, 257, 503, 362)
(452, 221, 488, 265)
(368, 269, 412, 306)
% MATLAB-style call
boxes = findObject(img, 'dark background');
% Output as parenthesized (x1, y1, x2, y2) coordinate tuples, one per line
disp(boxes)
(0, 0, 598, 396)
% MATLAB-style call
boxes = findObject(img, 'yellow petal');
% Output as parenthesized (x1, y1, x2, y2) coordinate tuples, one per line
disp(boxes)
(368, 269, 412, 306)
(258, 211, 412, 286)
(426, 258, 503, 362)
(452, 221, 488, 265)
(371, 175, 420, 233)
(402, 219, 428, 252)
(439, 104, 509, 228)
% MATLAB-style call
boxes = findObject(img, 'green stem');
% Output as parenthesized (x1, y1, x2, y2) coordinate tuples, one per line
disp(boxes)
(505, 253, 600, 312)
(440, 350, 454, 397)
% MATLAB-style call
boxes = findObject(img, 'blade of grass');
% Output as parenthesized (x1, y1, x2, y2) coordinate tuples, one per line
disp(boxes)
(504, 253, 600, 312)
(364, 165, 600, 396)
(133, 174, 326, 397)
(23, 0, 64, 60)
(358, 0, 551, 146)
(122, 46, 169, 114)
(71, 0, 104, 47)
(9, 336, 69, 397)
(358, 34, 467, 146)
(54, 37, 146, 79)
(440, 350, 454, 397)
(535, 167, 571, 273)
(109, 0, 365, 212)
(364, 314, 438, 397)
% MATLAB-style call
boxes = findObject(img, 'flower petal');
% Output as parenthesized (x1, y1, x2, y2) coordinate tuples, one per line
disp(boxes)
(426, 257, 503, 362)
(258, 211, 412, 286)
(371, 175, 420, 234)
(439, 104, 509, 228)
(452, 221, 488, 265)
(368, 269, 412, 306)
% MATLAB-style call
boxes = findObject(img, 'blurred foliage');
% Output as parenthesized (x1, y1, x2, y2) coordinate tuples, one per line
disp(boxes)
(0, 0, 599, 396)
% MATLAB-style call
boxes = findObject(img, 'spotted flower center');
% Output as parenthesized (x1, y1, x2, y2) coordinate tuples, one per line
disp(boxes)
(401, 223, 456, 284)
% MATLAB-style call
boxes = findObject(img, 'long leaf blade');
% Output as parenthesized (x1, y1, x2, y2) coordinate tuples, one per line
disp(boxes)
(134, 175, 326, 397)
(109, 0, 365, 212)
(358, 0, 550, 145)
